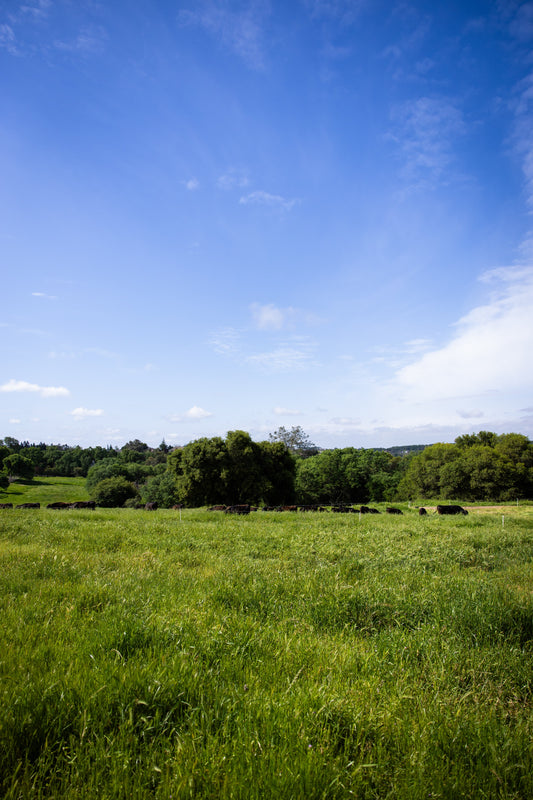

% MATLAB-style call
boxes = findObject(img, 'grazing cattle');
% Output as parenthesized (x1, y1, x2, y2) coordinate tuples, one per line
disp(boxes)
(209, 505, 227, 511)
(359, 506, 380, 514)
(47, 502, 69, 510)
(68, 501, 96, 510)
(436, 505, 468, 515)
(224, 504, 251, 515)
(0, 503, 13, 509)
(418, 507, 428, 516)
(281, 505, 298, 512)
(16, 503, 40, 509)
(172, 504, 183, 510)
(144, 502, 158, 511)
(385, 507, 403, 515)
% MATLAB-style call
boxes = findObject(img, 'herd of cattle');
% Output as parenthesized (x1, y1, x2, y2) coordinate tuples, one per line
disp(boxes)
(0, 501, 468, 515)
(210, 504, 468, 515)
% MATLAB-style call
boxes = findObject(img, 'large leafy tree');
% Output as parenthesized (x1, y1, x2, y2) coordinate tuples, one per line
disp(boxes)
(166, 432, 296, 507)
(268, 426, 319, 459)
(398, 432, 533, 501)
(3, 453, 35, 481)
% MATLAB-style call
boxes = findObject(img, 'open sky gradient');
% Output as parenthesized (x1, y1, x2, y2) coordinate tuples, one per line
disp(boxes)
(2, 0, 533, 449)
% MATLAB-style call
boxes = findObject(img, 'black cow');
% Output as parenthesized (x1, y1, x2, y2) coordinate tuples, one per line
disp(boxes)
(224, 504, 251, 515)
(69, 501, 96, 510)
(385, 507, 403, 515)
(0, 503, 13, 509)
(16, 503, 40, 509)
(418, 507, 428, 516)
(359, 506, 380, 514)
(436, 505, 468, 515)
(47, 502, 69, 510)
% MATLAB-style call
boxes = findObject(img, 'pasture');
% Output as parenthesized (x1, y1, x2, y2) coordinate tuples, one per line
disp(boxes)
(0, 506, 532, 798)
(0, 476, 90, 506)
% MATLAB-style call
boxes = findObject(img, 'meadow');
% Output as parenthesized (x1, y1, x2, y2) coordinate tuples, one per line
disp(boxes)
(0, 504, 532, 798)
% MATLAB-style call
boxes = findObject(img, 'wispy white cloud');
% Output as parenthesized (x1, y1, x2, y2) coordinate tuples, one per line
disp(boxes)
(19, 1, 51, 21)
(0, 379, 70, 397)
(53, 25, 107, 55)
(239, 190, 299, 211)
(217, 167, 250, 189)
(246, 341, 319, 372)
(329, 416, 361, 426)
(32, 291, 57, 299)
(273, 406, 301, 415)
(8, 418, 21, 424)
(178, 1, 270, 70)
(304, 0, 365, 25)
(209, 327, 241, 355)
(70, 407, 104, 419)
(0, 24, 17, 55)
(388, 96, 466, 187)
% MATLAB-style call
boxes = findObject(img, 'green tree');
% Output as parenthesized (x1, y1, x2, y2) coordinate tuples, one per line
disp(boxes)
(258, 440, 296, 505)
(141, 472, 180, 508)
(121, 439, 149, 453)
(397, 443, 458, 499)
(86, 459, 122, 493)
(172, 437, 228, 507)
(3, 454, 35, 481)
(268, 426, 319, 459)
(92, 477, 138, 507)
(223, 430, 266, 504)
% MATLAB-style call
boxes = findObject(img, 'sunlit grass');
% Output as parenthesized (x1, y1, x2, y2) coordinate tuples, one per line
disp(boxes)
(1, 507, 532, 798)
(0, 476, 89, 505)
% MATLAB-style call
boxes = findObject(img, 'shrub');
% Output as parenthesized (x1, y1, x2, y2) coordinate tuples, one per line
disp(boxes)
(92, 477, 138, 508)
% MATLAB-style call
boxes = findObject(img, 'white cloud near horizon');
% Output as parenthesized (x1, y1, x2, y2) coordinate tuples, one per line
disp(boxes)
(0, 379, 70, 397)
(70, 407, 104, 419)
(395, 266, 533, 402)
(273, 406, 301, 415)
(168, 406, 213, 422)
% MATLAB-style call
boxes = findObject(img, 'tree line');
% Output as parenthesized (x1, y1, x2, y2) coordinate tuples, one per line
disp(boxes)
(1, 429, 532, 506)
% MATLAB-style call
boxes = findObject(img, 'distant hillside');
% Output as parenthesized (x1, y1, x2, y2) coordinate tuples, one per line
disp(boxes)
(383, 444, 429, 457)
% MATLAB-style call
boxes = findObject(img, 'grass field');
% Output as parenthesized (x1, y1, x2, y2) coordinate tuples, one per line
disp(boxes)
(0, 476, 90, 505)
(1, 505, 532, 798)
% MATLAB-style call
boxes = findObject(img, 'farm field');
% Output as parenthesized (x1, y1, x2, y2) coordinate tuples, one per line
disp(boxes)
(1, 507, 532, 798)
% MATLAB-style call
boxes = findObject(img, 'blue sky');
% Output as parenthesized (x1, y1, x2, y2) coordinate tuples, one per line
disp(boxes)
(2, 0, 533, 449)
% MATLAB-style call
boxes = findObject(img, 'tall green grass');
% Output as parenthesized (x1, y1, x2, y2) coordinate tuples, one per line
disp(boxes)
(1, 508, 532, 798)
